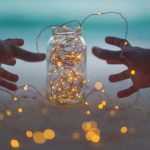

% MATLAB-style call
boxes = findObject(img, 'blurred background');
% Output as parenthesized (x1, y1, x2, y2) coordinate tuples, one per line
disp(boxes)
(0, 0, 150, 99)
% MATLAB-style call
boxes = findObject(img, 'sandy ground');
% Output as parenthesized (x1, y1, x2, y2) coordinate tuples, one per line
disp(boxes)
(0, 86, 150, 150)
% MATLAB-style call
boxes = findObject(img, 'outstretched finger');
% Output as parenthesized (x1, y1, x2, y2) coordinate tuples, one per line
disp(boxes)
(117, 85, 138, 98)
(4, 58, 16, 66)
(109, 70, 130, 82)
(0, 78, 17, 91)
(11, 46, 46, 62)
(0, 67, 19, 82)
(105, 36, 131, 49)
(92, 47, 122, 62)
(106, 59, 126, 65)
(5, 38, 24, 46)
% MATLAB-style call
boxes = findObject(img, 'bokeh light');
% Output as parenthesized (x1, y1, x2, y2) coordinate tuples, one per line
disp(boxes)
(72, 132, 80, 140)
(43, 129, 55, 140)
(26, 130, 33, 138)
(10, 139, 20, 149)
(33, 132, 46, 144)
(120, 126, 128, 134)
(95, 82, 103, 90)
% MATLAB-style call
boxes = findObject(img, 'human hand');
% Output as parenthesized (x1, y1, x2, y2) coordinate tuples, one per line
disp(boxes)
(0, 38, 46, 91)
(92, 36, 150, 98)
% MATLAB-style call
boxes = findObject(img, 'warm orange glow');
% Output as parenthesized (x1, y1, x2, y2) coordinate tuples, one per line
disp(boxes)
(115, 105, 119, 110)
(72, 132, 80, 140)
(23, 85, 29, 91)
(0, 113, 4, 120)
(130, 69, 136, 75)
(124, 41, 128, 46)
(101, 100, 107, 106)
(82, 122, 92, 131)
(18, 107, 23, 113)
(91, 134, 100, 143)
(33, 132, 46, 144)
(98, 104, 104, 110)
(10, 139, 20, 148)
(95, 82, 103, 90)
(6, 109, 12, 116)
(84, 101, 89, 106)
(121, 126, 128, 134)
(13, 96, 18, 102)
(85, 131, 95, 141)
(43, 129, 55, 140)
(26, 131, 33, 138)
(85, 110, 91, 115)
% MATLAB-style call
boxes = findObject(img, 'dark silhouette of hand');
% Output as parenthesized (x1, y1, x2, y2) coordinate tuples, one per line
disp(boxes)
(92, 36, 150, 98)
(0, 38, 46, 91)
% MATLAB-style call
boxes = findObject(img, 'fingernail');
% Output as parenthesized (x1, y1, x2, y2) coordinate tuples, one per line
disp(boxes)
(117, 92, 124, 98)
(92, 47, 102, 55)
(14, 75, 19, 82)
(12, 85, 17, 91)
(105, 37, 109, 42)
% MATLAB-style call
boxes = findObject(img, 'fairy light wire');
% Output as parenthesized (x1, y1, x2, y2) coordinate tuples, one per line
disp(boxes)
(80, 12, 128, 39)
(1, 12, 140, 106)
(36, 12, 128, 52)
(101, 12, 128, 39)
(36, 20, 81, 52)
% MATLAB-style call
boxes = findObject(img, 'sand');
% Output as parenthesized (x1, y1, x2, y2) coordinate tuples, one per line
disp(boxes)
(0, 86, 150, 150)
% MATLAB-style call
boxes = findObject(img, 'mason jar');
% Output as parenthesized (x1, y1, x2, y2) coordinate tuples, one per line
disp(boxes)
(47, 26, 87, 105)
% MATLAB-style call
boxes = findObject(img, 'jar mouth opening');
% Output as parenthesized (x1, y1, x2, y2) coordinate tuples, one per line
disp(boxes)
(52, 26, 82, 35)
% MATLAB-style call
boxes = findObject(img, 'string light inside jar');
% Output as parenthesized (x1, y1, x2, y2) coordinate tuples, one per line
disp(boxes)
(47, 26, 87, 104)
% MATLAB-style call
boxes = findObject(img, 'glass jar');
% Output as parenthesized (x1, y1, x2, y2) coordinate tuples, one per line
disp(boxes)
(47, 26, 87, 105)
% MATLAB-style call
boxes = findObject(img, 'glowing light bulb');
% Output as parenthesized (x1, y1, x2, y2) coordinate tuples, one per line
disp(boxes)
(98, 104, 104, 110)
(74, 37, 79, 41)
(85, 101, 89, 106)
(10, 139, 20, 148)
(43, 129, 55, 140)
(101, 100, 107, 106)
(82, 122, 92, 131)
(72, 132, 80, 140)
(23, 85, 29, 91)
(101, 89, 105, 93)
(6, 109, 12, 116)
(77, 54, 82, 59)
(91, 134, 100, 143)
(33, 132, 46, 144)
(18, 107, 23, 113)
(85, 131, 95, 141)
(120, 126, 128, 134)
(115, 105, 119, 110)
(85, 110, 91, 115)
(130, 69, 136, 75)
(95, 82, 103, 90)
(83, 80, 87, 84)
(124, 41, 128, 46)
(13, 96, 18, 102)
(26, 130, 33, 138)
(57, 61, 62, 67)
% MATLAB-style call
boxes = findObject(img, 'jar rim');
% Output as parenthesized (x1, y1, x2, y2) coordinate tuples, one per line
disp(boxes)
(52, 26, 82, 35)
